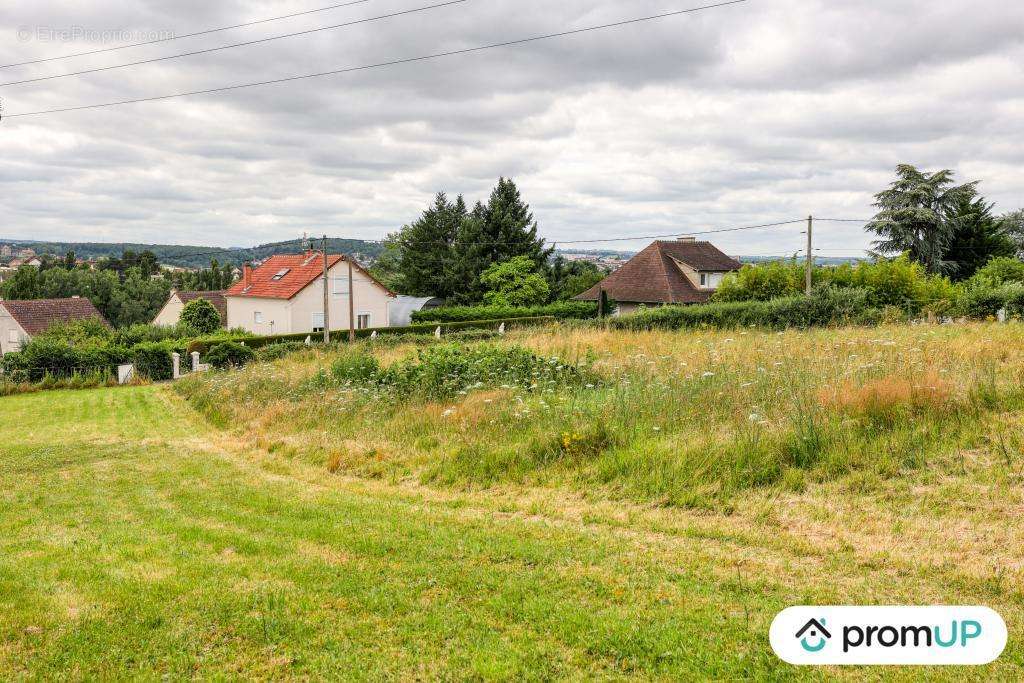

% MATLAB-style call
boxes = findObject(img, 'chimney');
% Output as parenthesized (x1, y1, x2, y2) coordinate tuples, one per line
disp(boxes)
(243, 263, 253, 289)
(677, 236, 696, 243)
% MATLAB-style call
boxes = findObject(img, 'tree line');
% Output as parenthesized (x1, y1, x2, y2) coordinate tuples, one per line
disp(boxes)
(0, 251, 235, 328)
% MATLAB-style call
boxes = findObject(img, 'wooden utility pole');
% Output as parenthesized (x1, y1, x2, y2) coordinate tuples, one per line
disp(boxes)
(805, 215, 813, 295)
(347, 254, 356, 343)
(321, 236, 330, 344)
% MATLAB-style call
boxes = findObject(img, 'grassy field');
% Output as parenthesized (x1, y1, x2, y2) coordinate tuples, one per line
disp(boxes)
(2, 322, 1024, 679)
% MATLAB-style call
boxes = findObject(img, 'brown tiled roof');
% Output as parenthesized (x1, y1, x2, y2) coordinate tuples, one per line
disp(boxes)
(225, 253, 396, 300)
(176, 290, 227, 320)
(574, 240, 741, 305)
(0, 297, 110, 335)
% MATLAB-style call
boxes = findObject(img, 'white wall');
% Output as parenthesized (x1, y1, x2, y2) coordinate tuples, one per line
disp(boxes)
(152, 293, 184, 326)
(225, 261, 393, 335)
(0, 304, 29, 355)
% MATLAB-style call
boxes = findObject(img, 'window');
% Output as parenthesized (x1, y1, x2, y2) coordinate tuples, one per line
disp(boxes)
(312, 312, 325, 333)
(699, 273, 708, 287)
(332, 277, 349, 295)
(357, 313, 371, 330)
(254, 311, 264, 324)
(271, 268, 290, 281)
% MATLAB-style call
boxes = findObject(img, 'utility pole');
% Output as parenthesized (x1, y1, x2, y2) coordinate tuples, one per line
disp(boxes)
(347, 254, 356, 343)
(805, 215, 813, 296)
(321, 236, 330, 344)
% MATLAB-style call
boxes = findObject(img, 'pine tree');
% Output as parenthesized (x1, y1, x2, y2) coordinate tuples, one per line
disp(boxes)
(396, 193, 466, 298)
(943, 195, 1015, 281)
(450, 178, 553, 303)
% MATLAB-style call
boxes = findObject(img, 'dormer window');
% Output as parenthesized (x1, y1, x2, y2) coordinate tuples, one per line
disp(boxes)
(271, 268, 290, 281)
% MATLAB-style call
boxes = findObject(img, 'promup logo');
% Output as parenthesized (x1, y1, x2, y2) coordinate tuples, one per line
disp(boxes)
(770, 607, 1006, 665)
(795, 618, 831, 652)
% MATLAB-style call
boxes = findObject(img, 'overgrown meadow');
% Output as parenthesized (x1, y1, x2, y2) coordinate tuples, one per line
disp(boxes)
(177, 321, 1024, 510)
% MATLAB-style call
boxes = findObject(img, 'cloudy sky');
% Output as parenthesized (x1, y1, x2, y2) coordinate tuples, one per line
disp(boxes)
(1, 0, 1022, 256)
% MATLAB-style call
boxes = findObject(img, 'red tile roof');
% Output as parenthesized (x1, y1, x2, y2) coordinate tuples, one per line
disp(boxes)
(575, 240, 741, 305)
(176, 290, 227, 320)
(225, 253, 395, 300)
(1, 297, 110, 335)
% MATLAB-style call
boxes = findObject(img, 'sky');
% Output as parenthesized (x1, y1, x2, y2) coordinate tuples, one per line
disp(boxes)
(0, 0, 1022, 256)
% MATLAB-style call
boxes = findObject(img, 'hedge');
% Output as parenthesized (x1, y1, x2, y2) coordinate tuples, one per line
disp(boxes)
(607, 287, 882, 332)
(411, 301, 598, 323)
(186, 316, 557, 354)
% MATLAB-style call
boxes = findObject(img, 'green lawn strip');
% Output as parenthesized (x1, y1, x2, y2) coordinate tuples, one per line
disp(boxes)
(1, 386, 1021, 679)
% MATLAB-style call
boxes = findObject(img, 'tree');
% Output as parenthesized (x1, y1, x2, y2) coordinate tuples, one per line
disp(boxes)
(480, 256, 550, 306)
(394, 193, 466, 298)
(0, 266, 40, 299)
(866, 164, 979, 274)
(179, 298, 222, 334)
(942, 195, 1015, 280)
(548, 256, 605, 301)
(450, 178, 553, 303)
(999, 210, 1024, 258)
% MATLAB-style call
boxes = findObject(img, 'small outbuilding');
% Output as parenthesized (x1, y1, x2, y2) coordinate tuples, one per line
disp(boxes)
(388, 296, 444, 327)
(153, 290, 227, 327)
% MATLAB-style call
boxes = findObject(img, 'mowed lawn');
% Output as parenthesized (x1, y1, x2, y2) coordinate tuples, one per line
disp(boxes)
(0, 381, 1022, 679)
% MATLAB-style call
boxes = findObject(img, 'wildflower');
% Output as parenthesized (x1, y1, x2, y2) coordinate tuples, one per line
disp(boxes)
(702, 372, 715, 378)
(442, 409, 454, 417)
(748, 413, 760, 421)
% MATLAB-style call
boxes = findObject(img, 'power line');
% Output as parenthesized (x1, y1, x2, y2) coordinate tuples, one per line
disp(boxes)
(0, 0, 471, 88)
(4, 0, 748, 118)
(0, 0, 378, 70)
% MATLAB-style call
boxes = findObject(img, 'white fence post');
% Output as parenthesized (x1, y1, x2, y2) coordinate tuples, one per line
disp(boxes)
(191, 351, 200, 372)
(434, 326, 442, 339)
(172, 352, 181, 379)
(117, 364, 134, 385)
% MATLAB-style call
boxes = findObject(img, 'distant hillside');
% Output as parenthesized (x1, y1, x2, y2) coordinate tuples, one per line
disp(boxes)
(0, 238, 386, 268)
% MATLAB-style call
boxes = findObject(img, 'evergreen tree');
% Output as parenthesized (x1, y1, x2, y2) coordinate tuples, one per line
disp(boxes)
(396, 193, 467, 298)
(866, 164, 978, 274)
(450, 178, 553, 303)
(943, 195, 1015, 281)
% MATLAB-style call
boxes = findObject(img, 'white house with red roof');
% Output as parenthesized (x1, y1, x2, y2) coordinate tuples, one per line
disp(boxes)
(224, 251, 396, 335)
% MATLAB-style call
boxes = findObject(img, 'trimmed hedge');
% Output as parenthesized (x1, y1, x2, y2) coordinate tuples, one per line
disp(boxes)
(411, 301, 598, 323)
(608, 287, 882, 332)
(133, 342, 177, 381)
(957, 283, 1024, 319)
(1, 339, 131, 382)
(186, 316, 556, 354)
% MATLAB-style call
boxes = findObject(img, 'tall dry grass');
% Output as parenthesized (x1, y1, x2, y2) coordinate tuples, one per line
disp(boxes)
(176, 322, 1024, 508)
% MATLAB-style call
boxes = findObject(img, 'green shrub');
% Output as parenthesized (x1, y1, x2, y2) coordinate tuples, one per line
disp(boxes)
(34, 317, 113, 345)
(411, 302, 597, 323)
(957, 283, 1024, 319)
(610, 286, 881, 332)
(713, 256, 957, 313)
(372, 344, 597, 400)
(967, 257, 1024, 289)
(133, 342, 175, 381)
(330, 349, 381, 384)
(179, 298, 222, 334)
(206, 341, 256, 369)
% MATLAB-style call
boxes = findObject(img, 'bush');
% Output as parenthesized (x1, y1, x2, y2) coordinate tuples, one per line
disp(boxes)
(206, 341, 256, 369)
(411, 302, 597, 323)
(372, 344, 597, 400)
(713, 256, 958, 313)
(610, 286, 881, 332)
(967, 257, 1024, 289)
(957, 283, 1024, 319)
(133, 342, 175, 381)
(34, 317, 113, 345)
(0, 337, 128, 383)
(179, 298, 222, 334)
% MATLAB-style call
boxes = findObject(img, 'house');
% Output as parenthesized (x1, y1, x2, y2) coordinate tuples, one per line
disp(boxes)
(225, 251, 396, 335)
(574, 237, 742, 315)
(388, 296, 444, 327)
(152, 290, 228, 327)
(0, 297, 109, 355)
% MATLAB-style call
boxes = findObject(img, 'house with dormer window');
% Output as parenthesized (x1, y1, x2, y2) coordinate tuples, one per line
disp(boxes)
(224, 251, 396, 335)
(574, 238, 742, 315)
